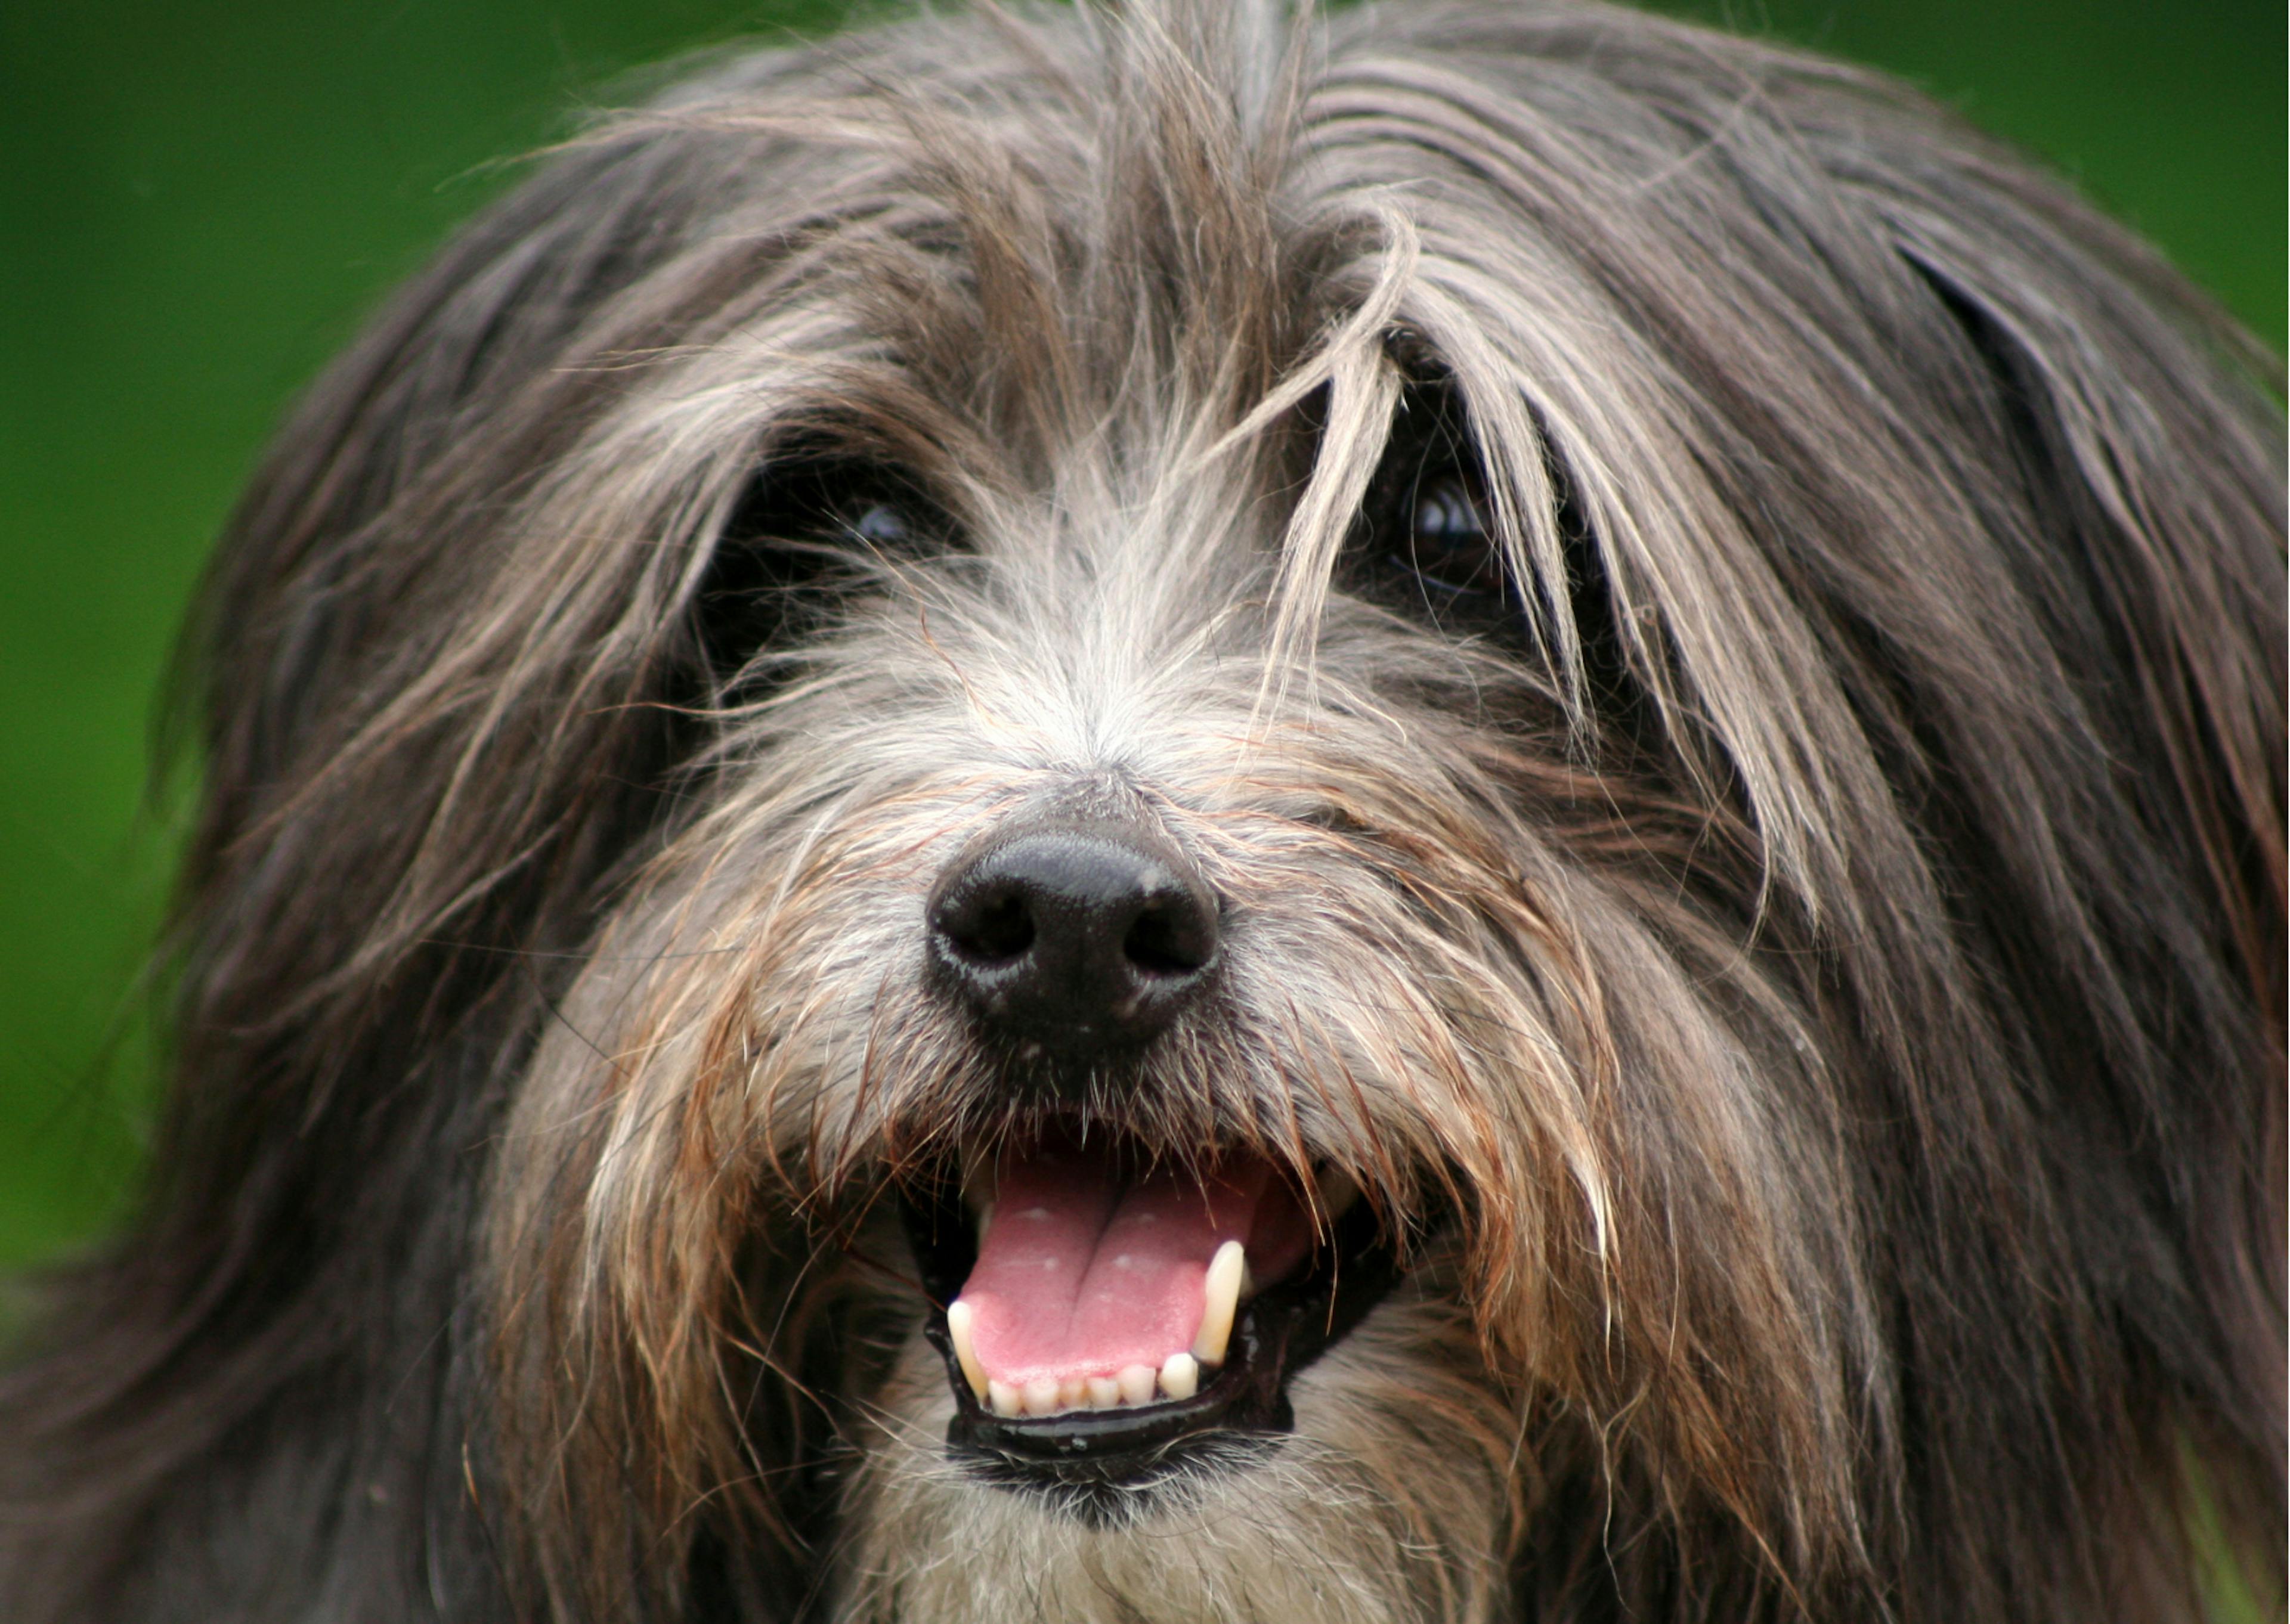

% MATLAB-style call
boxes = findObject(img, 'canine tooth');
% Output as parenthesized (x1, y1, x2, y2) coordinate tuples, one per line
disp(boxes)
(988, 1380, 1023, 1418)
(1192, 1239, 1248, 1366)
(1116, 1363, 1157, 1405)
(1158, 1352, 1199, 1401)
(944, 1300, 988, 1402)
(1022, 1377, 1062, 1417)
(1087, 1375, 1122, 1408)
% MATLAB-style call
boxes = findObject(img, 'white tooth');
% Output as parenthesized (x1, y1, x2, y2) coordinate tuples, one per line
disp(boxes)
(1192, 1239, 1249, 1366)
(973, 1201, 995, 1245)
(1116, 1363, 1158, 1405)
(988, 1380, 1023, 1417)
(1086, 1375, 1121, 1409)
(1023, 1377, 1063, 1417)
(945, 1300, 988, 1402)
(1159, 1352, 1199, 1401)
(1058, 1377, 1088, 1409)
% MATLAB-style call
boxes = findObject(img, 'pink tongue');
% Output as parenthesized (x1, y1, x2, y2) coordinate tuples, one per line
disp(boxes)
(957, 1140, 1310, 1389)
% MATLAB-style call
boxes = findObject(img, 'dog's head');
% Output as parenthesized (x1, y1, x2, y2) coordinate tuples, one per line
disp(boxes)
(44, 2, 2280, 1620)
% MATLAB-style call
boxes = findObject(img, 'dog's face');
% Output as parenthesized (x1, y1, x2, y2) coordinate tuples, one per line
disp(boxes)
(10, 4, 2276, 1623)
(505, 337, 1685, 1621)
(472, 13, 1881, 1616)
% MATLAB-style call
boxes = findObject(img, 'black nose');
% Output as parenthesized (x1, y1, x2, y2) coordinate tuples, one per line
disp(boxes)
(927, 823, 1221, 1056)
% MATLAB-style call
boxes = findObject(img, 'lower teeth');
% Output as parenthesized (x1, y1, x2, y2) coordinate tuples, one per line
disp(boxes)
(980, 1352, 1205, 1418)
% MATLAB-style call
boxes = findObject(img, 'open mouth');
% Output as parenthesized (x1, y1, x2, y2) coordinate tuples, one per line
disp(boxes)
(900, 1123, 1413, 1503)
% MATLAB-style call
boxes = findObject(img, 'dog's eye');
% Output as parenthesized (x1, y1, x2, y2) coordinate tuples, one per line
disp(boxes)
(694, 458, 950, 692)
(770, 473, 939, 560)
(846, 500, 915, 549)
(1395, 470, 1501, 597)
(1346, 444, 1511, 632)
(1347, 384, 1511, 628)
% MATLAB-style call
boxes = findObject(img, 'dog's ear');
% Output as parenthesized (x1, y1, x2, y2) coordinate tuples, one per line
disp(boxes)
(172, 113, 783, 1074)
(1896, 194, 2287, 1567)
(0, 116, 778, 1623)
(1901, 227, 2284, 1028)
(137, 114, 752, 1374)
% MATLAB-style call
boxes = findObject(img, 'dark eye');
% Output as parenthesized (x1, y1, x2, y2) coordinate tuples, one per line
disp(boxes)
(694, 455, 949, 692)
(845, 498, 916, 550)
(1397, 469, 1500, 596)
(1345, 383, 1509, 627)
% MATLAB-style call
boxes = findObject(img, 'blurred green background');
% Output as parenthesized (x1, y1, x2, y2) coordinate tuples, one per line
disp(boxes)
(1, 0, 2282, 1275)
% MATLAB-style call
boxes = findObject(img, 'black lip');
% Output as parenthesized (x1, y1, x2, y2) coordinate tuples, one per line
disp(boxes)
(899, 1166, 1412, 1517)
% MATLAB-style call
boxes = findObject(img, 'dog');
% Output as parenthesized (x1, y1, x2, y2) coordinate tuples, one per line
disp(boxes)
(2, 2, 2280, 1619)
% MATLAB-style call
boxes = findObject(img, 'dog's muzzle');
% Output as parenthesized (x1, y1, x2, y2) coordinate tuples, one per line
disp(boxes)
(902, 814, 1416, 1510)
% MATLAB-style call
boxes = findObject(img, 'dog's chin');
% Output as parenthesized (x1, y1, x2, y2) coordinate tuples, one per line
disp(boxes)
(840, 1282, 1515, 1624)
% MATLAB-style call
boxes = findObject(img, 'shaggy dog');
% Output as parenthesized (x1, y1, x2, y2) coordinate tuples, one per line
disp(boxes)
(2, 2, 2280, 1620)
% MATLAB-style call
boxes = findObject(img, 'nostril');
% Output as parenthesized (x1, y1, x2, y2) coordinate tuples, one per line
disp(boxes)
(945, 888, 1035, 963)
(957, 888, 1039, 962)
(1122, 899, 1214, 977)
